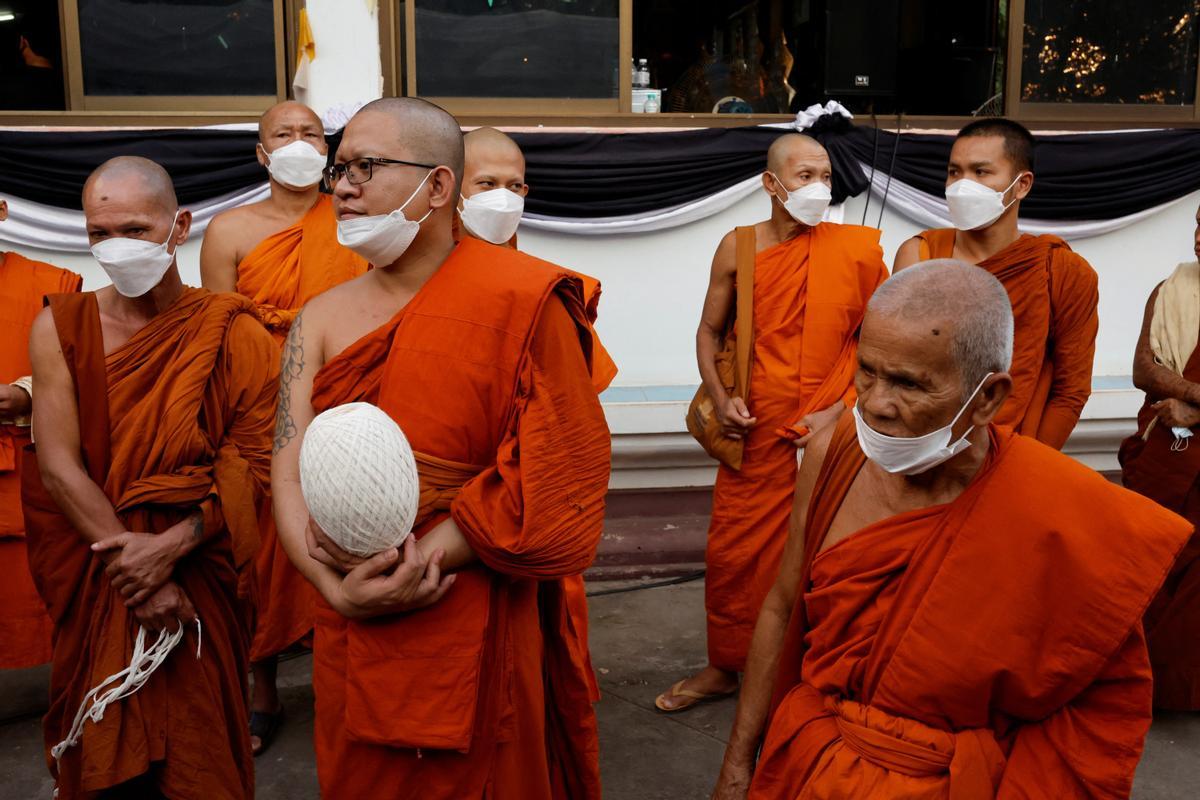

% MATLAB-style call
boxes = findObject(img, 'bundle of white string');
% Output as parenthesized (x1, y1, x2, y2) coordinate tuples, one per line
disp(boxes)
(300, 402, 419, 557)
(52, 619, 201, 764)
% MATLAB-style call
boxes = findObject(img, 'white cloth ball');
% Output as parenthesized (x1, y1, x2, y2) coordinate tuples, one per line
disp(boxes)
(299, 402, 419, 557)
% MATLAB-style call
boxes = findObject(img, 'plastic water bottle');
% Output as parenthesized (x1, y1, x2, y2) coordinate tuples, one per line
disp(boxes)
(644, 93, 660, 113)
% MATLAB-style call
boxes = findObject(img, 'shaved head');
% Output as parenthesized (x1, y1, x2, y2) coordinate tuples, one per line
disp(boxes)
(355, 97, 464, 190)
(868, 259, 1013, 392)
(766, 133, 827, 175)
(465, 127, 524, 167)
(259, 100, 323, 143)
(462, 126, 527, 199)
(83, 156, 177, 214)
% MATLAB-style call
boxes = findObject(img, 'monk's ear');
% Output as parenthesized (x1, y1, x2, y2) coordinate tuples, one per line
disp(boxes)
(174, 209, 193, 248)
(255, 143, 269, 169)
(517, 183, 530, 198)
(762, 171, 779, 198)
(0, 199, 7, 222)
(970, 372, 1013, 427)
(427, 166, 458, 210)
(1013, 171, 1034, 201)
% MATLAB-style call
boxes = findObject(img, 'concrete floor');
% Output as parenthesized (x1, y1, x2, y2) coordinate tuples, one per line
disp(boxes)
(2, 580, 1199, 798)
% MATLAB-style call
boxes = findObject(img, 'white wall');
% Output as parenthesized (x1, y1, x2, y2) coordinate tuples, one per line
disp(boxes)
(19, 187, 1198, 388)
(300, 0, 384, 120)
(520, 188, 1200, 388)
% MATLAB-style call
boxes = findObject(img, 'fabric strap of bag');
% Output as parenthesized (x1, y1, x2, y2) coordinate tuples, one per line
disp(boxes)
(734, 225, 755, 400)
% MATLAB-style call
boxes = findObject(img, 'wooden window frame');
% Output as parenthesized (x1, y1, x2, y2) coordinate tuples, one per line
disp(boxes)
(58, 0, 287, 112)
(1004, 0, 1200, 122)
(394, 0, 632, 117)
(2, 0, 1199, 128)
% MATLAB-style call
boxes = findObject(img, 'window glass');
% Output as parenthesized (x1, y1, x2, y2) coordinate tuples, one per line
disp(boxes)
(77, 0, 277, 97)
(414, 0, 620, 98)
(1021, 0, 1200, 104)
(0, 1, 66, 110)
(633, 1, 1007, 116)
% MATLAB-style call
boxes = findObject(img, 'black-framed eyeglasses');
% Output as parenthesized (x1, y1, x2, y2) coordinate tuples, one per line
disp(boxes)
(322, 156, 438, 190)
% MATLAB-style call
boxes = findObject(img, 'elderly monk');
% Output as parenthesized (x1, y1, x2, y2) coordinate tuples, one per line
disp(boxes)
(201, 100, 366, 754)
(23, 157, 276, 798)
(710, 260, 1190, 800)
(271, 98, 609, 799)
(1119, 201, 1200, 711)
(894, 118, 1098, 449)
(657, 133, 888, 712)
(0, 197, 82, 670)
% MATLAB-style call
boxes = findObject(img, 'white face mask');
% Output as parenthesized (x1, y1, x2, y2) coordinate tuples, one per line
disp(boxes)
(945, 173, 1026, 231)
(768, 172, 831, 227)
(90, 210, 180, 298)
(460, 188, 524, 245)
(853, 374, 992, 476)
(261, 140, 327, 190)
(336, 171, 434, 265)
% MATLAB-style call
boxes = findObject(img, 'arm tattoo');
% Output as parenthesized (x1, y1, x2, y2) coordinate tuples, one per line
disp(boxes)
(273, 310, 305, 454)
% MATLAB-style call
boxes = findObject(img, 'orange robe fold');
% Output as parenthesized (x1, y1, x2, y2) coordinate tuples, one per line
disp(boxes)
(308, 237, 608, 799)
(235, 194, 367, 661)
(916, 229, 1098, 448)
(706, 223, 887, 672)
(459, 224, 616, 701)
(751, 417, 1190, 799)
(21, 289, 277, 798)
(1120, 313, 1200, 710)
(0, 252, 81, 670)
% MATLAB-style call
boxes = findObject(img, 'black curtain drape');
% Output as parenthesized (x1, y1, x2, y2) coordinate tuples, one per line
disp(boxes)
(3, 123, 1200, 221)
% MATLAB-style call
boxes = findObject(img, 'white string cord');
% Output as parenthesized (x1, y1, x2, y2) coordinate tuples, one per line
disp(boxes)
(51, 618, 202, 764)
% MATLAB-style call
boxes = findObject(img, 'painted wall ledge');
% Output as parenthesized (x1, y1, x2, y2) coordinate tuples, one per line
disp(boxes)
(602, 378, 1141, 491)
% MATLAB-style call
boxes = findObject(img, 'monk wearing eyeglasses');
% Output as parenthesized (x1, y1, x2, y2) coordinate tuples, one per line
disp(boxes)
(271, 98, 609, 799)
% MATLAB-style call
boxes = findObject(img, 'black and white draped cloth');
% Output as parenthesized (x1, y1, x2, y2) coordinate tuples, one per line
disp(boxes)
(3, 113, 1200, 251)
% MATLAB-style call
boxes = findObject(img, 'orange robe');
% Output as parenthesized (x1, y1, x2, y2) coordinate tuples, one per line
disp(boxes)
(706, 223, 887, 672)
(21, 289, 277, 798)
(308, 237, 608, 799)
(460, 223, 616, 701)
(1120, 321, 1200, 710)
(750, 417, 1190, 798)
(915, 229, 1098, 448)
(0, 252, 81, 670)
(235, 193, 367, 662)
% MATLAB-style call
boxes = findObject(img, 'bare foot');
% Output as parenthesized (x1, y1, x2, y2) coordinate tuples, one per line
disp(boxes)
(655, 665, 739, 712)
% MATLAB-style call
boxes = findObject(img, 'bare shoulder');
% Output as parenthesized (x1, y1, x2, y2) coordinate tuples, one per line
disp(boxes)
(29, 304, 59, 350)
(893, 236, 924, 271)
(802, 411, 842, 475)
(711, 228, 739, 274)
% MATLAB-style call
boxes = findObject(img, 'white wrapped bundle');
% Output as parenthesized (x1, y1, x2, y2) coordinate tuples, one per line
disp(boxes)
(299, 402, 419, 557)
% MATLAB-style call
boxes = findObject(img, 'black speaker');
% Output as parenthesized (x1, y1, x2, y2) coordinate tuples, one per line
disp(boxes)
(823, 0, 899, 98)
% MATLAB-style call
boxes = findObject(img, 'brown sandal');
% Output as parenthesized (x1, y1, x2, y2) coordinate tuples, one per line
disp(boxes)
(654, 680, 737, 713)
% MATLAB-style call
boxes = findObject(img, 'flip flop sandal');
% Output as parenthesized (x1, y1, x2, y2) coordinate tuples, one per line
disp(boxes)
(654, 680, 738, 714)
(249, 706, 285, 757)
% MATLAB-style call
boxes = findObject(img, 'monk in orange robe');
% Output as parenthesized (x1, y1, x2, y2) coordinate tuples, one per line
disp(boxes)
(23, 157, 276, 798)
(1119, 208, 1200, 710)
(201, 100, 367, 752)
(710, 260, 1190, 800)
(460, 126, 616, 702)
(270, 98, 608, 799)
(459, 126, 618, 392)
(657, 134, 888, 712)
(0, 197, 82, 670)
(894, 118, 1098, 449)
